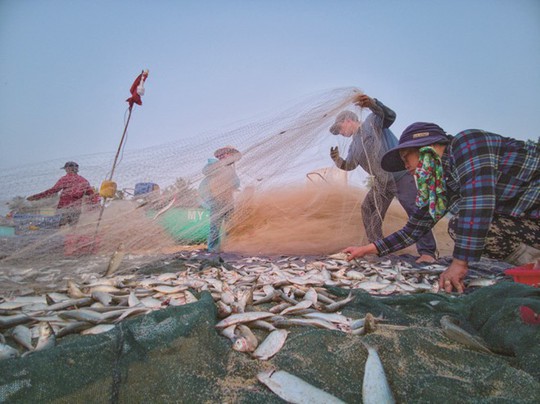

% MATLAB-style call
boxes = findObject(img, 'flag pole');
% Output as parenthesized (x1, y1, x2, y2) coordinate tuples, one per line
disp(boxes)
(94, 69, 149, 237)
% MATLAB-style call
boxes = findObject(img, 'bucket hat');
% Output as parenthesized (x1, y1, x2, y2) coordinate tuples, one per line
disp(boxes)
(381, 122, 449, 172)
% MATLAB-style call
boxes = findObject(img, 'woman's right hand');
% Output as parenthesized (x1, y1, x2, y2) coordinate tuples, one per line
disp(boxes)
(343, 243, 378, 261)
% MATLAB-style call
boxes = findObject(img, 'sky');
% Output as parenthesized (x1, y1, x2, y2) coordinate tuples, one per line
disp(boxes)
(0, 0, 539, 173)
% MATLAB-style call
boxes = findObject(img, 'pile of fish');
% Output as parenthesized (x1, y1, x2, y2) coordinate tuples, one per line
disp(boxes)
(1, 250, 499, 362)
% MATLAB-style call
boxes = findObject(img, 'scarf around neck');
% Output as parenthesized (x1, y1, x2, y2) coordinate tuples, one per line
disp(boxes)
(415, 146, 447, 221)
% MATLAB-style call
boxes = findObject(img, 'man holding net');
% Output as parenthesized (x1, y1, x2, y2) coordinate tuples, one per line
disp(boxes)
(329, 94, 437, 263)
(26, 161, 96, 226)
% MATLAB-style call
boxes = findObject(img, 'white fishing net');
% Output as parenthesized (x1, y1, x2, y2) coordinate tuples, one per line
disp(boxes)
(0, 87, 436, 279)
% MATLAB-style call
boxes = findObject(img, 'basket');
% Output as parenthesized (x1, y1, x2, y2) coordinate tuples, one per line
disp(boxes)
(504, 263, 540, 287)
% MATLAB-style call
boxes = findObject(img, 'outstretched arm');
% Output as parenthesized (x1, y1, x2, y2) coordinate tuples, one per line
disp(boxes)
(27, 178, 64, 201)
(343, 243, 378, 261)
(354, 94, 396, 128)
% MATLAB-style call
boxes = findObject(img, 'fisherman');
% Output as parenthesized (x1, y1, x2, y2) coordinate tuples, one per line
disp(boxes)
(27, 161, 96, 226)
(343, 122, 540, 293)
(329, 93, 437, 263)
(198, 146, 242, 253)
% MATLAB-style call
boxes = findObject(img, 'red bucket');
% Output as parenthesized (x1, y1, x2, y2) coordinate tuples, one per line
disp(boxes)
(64, 234, 100, 256)
(504, 263, 540, 287)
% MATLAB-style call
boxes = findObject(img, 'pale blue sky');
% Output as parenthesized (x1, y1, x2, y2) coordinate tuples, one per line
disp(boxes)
(1, 0, 539, 171)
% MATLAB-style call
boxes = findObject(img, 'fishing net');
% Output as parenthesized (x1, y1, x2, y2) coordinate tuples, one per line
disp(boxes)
(2, 86, 538, 402)
(0, 277, 539, 403)
(0, 86, 423, 278)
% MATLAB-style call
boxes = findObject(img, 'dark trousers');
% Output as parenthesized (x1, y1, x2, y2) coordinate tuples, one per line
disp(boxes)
(448, 214, 540, 260)
(362, 174, 438, 257)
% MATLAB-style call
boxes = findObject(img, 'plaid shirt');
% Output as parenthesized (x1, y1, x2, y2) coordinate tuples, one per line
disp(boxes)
(375, 130, 540, 262)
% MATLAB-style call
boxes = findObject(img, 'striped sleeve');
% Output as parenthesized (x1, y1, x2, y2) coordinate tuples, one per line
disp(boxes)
(374, 205, 437, 256)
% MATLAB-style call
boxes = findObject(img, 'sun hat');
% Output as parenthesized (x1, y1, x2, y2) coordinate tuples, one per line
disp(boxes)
(381, 122, 449, 172)
(61, 161, 79, 169)
(214, 146, 242, 162)
(329, 110, 359, 135)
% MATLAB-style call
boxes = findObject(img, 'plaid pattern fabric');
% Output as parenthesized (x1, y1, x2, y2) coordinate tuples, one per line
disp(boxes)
(375, 130, 540, 262)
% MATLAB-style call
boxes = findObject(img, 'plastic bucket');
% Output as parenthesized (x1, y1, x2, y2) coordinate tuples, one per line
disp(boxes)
(504, 263, 540, 287)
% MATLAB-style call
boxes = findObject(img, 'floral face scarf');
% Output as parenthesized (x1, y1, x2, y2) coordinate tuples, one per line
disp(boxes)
(415, 146, 447, 221)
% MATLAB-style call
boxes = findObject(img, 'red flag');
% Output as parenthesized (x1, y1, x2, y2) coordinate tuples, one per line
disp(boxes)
(126, 70, 149, 108)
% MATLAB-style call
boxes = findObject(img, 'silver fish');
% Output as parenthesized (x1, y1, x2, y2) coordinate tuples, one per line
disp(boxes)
(34, 322, 55, 351)
(232, 327, 258, 354)
(0, 313, 32, 328)
(91, 291, 113, 306)
(105, 243, 126, 277)
(42, 297, 94, 312)
(362, 343, 395, 404)
(67, 280, 87, 298)
(440, 316, 492, 354)
(81, 324, 116, 335)
(59, 309, 105, 324)
(322, 293, 355, 313)
(0, 342, 19, 360)
(273, 317, 339, 331)
(215, 311, 274, 329)
(280, 300, 313, 316)
(11, 325, 34, 351)
(257, 369, 345, 404)
(252, 329, 288, 360)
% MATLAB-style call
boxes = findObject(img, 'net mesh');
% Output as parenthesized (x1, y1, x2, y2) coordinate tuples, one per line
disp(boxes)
(0, 87, 420, 277)
(1, 87, 539, 401)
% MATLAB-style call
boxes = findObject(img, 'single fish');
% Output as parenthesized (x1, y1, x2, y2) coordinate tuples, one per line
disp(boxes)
(322, 292, 355, 313)
(67, 280, 87, 299)
(91, 291, 113, 306)
(280, 299, 313, 316)
(362, 343, 395, 404)
(252, 329, 288, 360)
(302, 312, 351, 325)
(55, 321, 94, 338)
(11, 325, 34, 351)
(257, 369, 345, 404)
(215, 311, 274, 329)
(272, 317, 339, 331)
(440, 316, 492, 354)
(34, 322, 55, 351)
(105, 243, 126, 277)
(0, 342, 19, 360)
(81, 324, 116, 335)
(59, 309, 105, 324)
(42, 297, 94, 312)
(0, 313, 32, 328)
(233, 324, 258, 352)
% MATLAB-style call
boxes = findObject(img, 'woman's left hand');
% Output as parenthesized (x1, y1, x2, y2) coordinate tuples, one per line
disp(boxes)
(439, 259, 468, 293)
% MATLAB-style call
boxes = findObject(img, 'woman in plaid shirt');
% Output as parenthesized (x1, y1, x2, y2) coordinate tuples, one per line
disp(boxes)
(343, 122, 540, 293)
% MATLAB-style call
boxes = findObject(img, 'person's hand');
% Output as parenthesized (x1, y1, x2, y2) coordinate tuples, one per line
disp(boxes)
(438, 259, 468, 293)
(343, 243, 378, 261)
(330, 146, 340, 163)
(354, 94, 376, 109)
